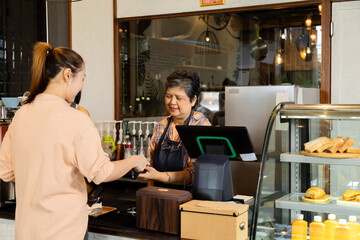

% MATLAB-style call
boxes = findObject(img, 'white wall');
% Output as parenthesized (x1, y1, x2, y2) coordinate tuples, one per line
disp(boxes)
(116, 0, 304, 18)
(71, 0, 114, 122)
(72, 0, 304, 122)
(331, 1, 360, 104)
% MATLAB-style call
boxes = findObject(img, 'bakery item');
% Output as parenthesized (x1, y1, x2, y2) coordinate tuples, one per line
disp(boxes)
(345, 148, 360, 154)
(338, 137, 355, 153)
(315, 140, 334, 153)
(304, 137, 330, 153)
(305, 187, 326, 199)
(342, 189, 360, 201)
(326, 137, 344, 153)
(356, 195, 360, 202)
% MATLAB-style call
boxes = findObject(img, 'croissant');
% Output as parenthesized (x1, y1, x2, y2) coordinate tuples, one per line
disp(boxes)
(305, 187, 326, 199)
(342, 190, 360, 201)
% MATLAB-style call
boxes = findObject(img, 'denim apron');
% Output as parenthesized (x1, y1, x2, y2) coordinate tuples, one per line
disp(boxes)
(153, 111, 193, 191)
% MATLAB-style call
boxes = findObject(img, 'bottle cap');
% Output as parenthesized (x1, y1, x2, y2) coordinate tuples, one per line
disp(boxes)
(339, 219, 347, 225)
(296, 214, 304, 220)
(314, 216, 322, 222)
(349, 216, 357, 222)
(328, 214, 336, 220)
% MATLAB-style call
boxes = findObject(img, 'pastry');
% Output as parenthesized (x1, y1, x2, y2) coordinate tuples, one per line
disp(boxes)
(326, 137, 344, 153)
(315, 140, 334, 153)
(305, 187, 326, 199)
(356, 195, 360, 202)
(342, 189, 360, 201)
(345, 148, 360, 154)
(304, 137, 330, 153)
(338, 138, 355, 153)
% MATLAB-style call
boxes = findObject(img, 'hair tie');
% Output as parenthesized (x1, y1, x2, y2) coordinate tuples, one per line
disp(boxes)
(48, 47, 54, 54)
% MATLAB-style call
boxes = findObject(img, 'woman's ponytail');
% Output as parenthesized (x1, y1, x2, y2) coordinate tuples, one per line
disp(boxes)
(25, 42, 52, 104)
(24, 42, 84, 104)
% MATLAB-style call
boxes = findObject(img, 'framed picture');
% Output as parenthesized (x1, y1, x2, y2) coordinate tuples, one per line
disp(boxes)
(200, 0, 225, 7)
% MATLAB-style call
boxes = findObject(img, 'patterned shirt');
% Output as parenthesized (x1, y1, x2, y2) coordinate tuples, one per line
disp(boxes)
(149, 111, 211, 182)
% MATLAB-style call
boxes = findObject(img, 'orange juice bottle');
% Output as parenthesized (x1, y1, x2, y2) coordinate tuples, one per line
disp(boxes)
(324, 214, 338, 240)
(335, 219, 351, 240)
(347, 216, 360, 240)
(309, 216, 325, 240)
(291, 214, 307, 240)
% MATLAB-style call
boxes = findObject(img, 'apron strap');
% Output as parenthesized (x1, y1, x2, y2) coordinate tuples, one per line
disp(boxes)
(157, 109, 194, 147)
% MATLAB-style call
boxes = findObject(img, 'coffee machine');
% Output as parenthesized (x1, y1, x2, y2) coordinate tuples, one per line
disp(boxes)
(1, 97, 20, 121)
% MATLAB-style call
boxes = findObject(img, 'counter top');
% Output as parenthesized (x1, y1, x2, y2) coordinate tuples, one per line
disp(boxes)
(0, 180, 180, 240)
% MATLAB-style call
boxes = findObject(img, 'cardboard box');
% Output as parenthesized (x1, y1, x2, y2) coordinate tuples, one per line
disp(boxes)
(136, 186, 192, 234)
(180, 200, 249, 240)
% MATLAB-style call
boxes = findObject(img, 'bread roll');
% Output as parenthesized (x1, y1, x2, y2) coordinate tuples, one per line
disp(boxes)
(338, 138, 355, 153)
(304, 137, 330, 153)
(305, 187, 326, 199)
(342, 189, 360, 201)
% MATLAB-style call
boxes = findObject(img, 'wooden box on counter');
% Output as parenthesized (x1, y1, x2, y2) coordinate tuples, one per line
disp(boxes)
(136, 186, 192, 234)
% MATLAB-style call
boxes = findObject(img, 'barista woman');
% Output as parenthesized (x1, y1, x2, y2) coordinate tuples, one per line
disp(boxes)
(0, 42, 149, 240)
(138, 70, 210, 190)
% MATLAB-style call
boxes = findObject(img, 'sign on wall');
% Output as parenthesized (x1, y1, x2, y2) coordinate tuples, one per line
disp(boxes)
(200, 0, 225, 7)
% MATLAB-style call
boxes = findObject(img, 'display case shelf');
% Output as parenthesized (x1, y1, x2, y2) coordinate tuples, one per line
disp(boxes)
(275, 193, 360, 216)
(280, 153, 360, 166)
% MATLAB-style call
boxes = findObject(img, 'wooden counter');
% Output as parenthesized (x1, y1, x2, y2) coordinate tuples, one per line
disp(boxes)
(0, 181, 180, 240)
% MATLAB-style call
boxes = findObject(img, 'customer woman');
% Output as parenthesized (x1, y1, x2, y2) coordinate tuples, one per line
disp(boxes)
(0, 42, 149, 240)
(138, 70, 210, 190)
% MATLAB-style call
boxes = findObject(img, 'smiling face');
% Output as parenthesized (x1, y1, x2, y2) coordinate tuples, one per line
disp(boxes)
(164, 86, 197, 123)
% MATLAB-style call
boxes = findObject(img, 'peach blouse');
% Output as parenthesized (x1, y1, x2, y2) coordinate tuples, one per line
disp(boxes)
(0, 94, 114, 240)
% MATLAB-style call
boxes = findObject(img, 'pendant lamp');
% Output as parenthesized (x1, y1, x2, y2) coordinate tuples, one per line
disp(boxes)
(195, 16, 221, 54)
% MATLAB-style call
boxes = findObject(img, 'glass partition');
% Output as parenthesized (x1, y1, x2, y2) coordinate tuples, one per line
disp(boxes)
(117, 5, 322, 120)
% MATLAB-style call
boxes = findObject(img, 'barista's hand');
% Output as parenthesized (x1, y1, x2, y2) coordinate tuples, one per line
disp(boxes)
(138, 166, 161, 181)
(130, 155, 149, 172)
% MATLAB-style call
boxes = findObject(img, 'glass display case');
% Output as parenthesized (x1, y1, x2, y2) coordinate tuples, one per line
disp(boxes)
(251, 104, 360, 240)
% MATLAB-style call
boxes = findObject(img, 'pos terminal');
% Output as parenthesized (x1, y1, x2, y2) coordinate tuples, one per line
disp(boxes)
(176, 125, 257, 201)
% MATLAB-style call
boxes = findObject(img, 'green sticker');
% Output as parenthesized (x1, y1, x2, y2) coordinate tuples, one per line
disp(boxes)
(196, 136, 236, 158)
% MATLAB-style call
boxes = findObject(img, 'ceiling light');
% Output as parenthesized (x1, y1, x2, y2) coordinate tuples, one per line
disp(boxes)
(305, 16, 312, 30)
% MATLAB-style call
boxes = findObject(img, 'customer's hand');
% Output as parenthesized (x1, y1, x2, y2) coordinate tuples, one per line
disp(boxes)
(130, 155, 149, 172)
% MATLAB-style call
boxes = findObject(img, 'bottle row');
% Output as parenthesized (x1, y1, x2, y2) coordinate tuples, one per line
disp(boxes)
(95, 120, 158, 160)
(292, 213, 360, 240)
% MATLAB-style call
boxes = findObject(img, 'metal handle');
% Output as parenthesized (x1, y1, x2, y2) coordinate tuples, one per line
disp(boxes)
(239, 222, 246, 231)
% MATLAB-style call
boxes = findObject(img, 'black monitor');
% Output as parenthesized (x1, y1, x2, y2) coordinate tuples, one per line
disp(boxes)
(176, 126, 257, 201)
(176, 125, 256, 161)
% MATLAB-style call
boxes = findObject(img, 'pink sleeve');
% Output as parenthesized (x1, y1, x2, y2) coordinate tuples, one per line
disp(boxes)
(0, 129, 15, 182)
(74, 123, 114, 185)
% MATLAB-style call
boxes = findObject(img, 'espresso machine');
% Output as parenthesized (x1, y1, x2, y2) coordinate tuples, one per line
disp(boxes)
(1, 97, 20, 121)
